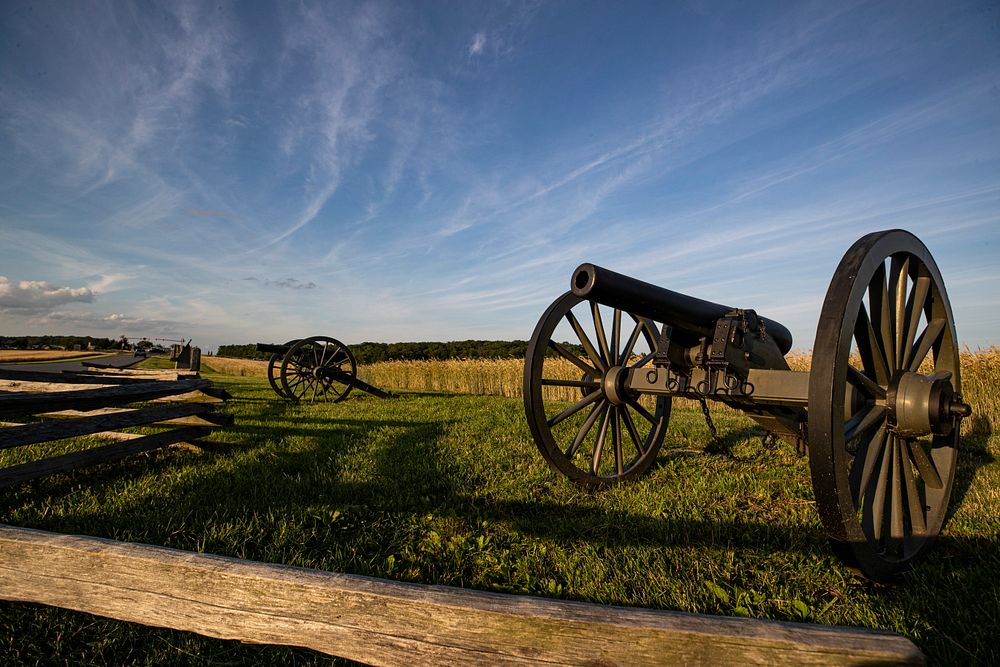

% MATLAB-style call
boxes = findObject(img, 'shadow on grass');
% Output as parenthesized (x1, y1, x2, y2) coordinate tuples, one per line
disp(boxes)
(1, 386, 996, 666)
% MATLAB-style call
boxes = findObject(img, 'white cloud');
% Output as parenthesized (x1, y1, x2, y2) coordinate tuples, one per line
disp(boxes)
(28, 310, 181, 334)
(468, 32, 486, 56)
(0, 276, 94, 311)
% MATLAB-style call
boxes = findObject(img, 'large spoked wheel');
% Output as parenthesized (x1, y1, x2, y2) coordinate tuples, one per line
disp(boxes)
(267, 339, 300, 399)
(280, 336, 358, 403)
(524, 292, 670, 488)
(809, 229, 969, 582)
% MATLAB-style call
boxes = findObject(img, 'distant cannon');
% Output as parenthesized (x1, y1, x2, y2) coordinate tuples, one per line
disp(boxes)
(523, 229, 971, 582)
(256, 336, 391, 403)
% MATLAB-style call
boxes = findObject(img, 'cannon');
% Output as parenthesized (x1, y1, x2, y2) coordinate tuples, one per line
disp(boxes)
(256, 336, 391, 402)
(523, 229, 971, 582)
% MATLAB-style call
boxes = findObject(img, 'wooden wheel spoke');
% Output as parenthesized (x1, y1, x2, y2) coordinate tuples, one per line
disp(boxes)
(620, 407, 646, 456)
(900, 272, 930, 370)
(867, 433, 895, 543)
(565, 403, 603, 459)
(844, 404, 886, 443)
(547, 391, 602, 428)
(868, 262, 896, 373)
(890, 436, 905, 541)
(889, 255, 910, 370)
(612, 409, 624, 476)
(566, 311, 607, 372)
(286, 375, 308, 391)
(900, 438, 927, 537)
(591, 302, 612, 367)
(907, 440, 943, 489)
(907, 318, 946, 373)
(591, 406, 612, 475)
(291, 378, 312, 399)
(548, 340, 599, 377)
(847, 365, 886, 399)
(630, 350, 656, 369)
(853, 307, 890, 386)
(619, 319, 643, 363)
(851, 425, 887, 507)
(625, 398, 656, 426)
(611, 309, 622, 366)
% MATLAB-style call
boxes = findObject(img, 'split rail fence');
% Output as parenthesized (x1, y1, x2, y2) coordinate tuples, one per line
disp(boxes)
(0, 366, 230, 489)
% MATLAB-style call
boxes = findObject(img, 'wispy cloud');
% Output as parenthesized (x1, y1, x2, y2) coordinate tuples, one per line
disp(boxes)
(1, 1, 997, 350)
(243, 277, 318, 290)
(468, 32, 487, 56)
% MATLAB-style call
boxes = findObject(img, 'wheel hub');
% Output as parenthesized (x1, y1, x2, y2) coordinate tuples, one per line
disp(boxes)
(601, 366, 628, 405)
(886, 370, 971, 437)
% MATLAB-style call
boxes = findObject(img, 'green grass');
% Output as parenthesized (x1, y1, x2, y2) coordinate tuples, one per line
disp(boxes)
(135, 354, 177, 370)
(1, 372, 997, 665)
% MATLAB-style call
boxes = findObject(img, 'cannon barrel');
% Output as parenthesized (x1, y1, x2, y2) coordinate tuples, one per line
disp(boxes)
(571, 263, 793, 354)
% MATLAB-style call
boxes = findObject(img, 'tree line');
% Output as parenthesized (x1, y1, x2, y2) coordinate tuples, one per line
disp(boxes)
(217, 340, 532, 363)
(0, 335, 117, 350)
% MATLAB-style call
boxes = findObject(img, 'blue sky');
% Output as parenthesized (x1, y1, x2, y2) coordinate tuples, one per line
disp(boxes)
(1, 0, 998, 353)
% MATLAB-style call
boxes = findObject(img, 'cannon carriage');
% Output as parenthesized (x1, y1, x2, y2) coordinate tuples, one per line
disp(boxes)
(257, 336, 391, 403)
(523, 229, 971, 582)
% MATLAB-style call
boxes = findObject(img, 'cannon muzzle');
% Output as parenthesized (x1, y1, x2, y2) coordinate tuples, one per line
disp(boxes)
(571, 263, 793, 354)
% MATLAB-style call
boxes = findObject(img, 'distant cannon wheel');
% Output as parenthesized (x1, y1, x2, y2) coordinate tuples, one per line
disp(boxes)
(267, 339, 300, 399)
(809, 230, 966, 583)
(524, 292, 670, 488)
(279, 336, 357, 403)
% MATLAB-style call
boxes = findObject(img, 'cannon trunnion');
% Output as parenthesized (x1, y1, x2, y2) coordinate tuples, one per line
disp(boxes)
(522, 229, 971, 583)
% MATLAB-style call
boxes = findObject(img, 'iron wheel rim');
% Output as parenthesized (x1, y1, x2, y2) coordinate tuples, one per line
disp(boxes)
(280, 336, 357, 403)
(808, 229, 960, 582)
(524, 291, 670, 488)
(267, 339, 300, 399)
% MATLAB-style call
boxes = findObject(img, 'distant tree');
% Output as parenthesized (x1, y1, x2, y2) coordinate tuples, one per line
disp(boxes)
(216, 344, 258, 359)
(215, 340, 536, 363)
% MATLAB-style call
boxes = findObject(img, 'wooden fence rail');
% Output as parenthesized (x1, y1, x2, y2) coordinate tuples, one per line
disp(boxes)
(0, 368, 230, 489)
(0, 524, 924, 665)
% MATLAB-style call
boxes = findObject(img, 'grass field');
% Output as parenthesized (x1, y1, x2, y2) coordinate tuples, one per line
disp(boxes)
(0, 350, 114, 363)
(0, 352, 997, 664)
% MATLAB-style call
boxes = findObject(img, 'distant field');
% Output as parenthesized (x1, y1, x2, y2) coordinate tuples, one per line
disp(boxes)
(206, 347, 999, 441)
(0, 350, 113, 363)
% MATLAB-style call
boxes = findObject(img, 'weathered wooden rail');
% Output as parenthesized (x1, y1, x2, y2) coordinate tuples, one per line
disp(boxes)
(0, 523, 924, 665)
(0, 367, 231, 489)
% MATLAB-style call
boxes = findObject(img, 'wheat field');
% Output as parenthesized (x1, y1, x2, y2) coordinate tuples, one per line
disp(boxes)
(0, 350, 112, 363)
(203, 347, 997, 439)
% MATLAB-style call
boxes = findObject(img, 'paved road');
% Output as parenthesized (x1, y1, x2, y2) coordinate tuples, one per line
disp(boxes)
(0, 353, 146, 374)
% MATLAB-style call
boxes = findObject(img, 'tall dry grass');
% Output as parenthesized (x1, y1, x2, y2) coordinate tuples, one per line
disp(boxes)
(201, 356, 269, 377)
(0, 350, 111, 363)
(206, 348, 997, 439)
